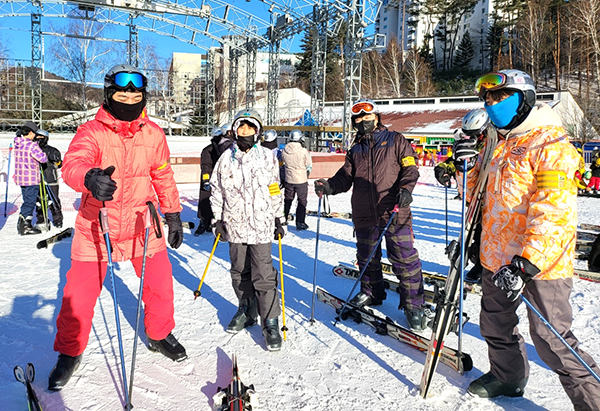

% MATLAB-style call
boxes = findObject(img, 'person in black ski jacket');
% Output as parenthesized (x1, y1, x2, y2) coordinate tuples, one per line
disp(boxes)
(34, 129, 64, 228)
(195, 126, 234, 236)
(314, 99, 426, 331)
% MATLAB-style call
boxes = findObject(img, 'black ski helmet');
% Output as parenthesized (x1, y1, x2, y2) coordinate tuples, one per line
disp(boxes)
(103, 63, 148, 103)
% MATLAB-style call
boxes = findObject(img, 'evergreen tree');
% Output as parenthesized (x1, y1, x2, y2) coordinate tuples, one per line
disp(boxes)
(454, 31, 475, 68)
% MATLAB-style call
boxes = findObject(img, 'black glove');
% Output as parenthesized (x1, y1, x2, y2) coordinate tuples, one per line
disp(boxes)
(274, 217, 285, 240)
(434, 165, 452, 187)
(164, 212, 184, 249)
(453, 138, 479, 172)
(396, 188, 413, 208)
(84, 166, 117, 201)
(314, 179, 332, 196)
(492, 255, 540, 301)
(213, 220, 227, 242)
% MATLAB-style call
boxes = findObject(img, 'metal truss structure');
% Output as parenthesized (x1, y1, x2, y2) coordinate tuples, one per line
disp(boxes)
(0, 0, 382, 143)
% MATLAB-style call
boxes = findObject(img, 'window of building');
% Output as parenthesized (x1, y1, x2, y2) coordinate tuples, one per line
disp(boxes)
(384, 25, 387, 29)
(384, 17, 387, 21)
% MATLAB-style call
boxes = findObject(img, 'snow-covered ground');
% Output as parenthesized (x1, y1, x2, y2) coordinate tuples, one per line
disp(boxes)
(1, 135, 599, 410)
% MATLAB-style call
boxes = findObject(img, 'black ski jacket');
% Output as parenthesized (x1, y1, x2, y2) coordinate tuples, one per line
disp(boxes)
(200, 135, 234, 189)
(326, 126, 419, 228)
(40, 145, 62, 185)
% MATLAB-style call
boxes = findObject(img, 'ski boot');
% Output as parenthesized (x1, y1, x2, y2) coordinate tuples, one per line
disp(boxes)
(48, 353, 82, 391)
(296, 222, 309, 231)
(405, 307, 427, 331)
(468, 372, 527, 398)
(18, 215, 41, 235)
(262, 318, 282, 351)
(227, 297, 258, 334)
(147, 333, 187, 362)
(349, 291, 385, 308)
(465, 262, 483, 283)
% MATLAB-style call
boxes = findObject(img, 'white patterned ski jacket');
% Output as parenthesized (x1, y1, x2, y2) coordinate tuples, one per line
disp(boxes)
(210, 144, 284, 244)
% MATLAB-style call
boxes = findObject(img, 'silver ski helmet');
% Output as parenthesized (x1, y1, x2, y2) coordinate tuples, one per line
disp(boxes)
(232, 108, 263, 141)
(263, 129, 278, 143)
(461, 109, 490, 139)
(289, 129, 304, 143)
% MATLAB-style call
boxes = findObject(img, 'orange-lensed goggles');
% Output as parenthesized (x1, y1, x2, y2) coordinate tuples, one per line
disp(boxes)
(475, 72, 507, 96)
(351, 101, 375, 115)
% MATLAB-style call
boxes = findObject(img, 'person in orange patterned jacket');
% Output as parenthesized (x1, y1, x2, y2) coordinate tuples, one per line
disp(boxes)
(48, 64, 187, 392)
(455, 70, 600, 408)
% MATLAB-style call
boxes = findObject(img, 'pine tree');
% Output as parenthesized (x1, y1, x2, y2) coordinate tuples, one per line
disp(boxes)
(454, 31, 475, 68)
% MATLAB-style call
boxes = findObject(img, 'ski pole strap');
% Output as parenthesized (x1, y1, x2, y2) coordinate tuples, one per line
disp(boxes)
(145, 201, 162, 238)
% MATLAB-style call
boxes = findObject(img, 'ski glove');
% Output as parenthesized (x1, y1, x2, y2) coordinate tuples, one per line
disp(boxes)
(453, 138, 479, 172)
(396, 188, 413, 208)
(434, 165, 452, 187)
(492, 255, 540, 301)
(314, 179, 332, 196)
(84, 166, 117, 202)
(274, 218, 285, 240)
(164, 212, 184, 249)
(213, 220, 227, 242)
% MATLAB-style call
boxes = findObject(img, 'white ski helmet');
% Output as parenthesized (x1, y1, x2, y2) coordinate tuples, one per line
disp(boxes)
(289, 129, 304, 143)
(232, 108, 263, 139)
(461, 109, 490, 138)
(263, 129, 278, 143)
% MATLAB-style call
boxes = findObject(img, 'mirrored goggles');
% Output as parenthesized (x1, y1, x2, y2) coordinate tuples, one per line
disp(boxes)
(114, 72, 146, 90)
(475, 72, 507, 96)
(351, 102, 375, 115)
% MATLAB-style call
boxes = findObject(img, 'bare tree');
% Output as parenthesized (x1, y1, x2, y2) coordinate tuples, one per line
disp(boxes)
(48, 8, 113, 109)
(361, 50, 384, 98)
(403, 49, 436, 97)
(570, 0, 600, 93)
(516, 0, 552, 85)
(380, 36, 403, 97)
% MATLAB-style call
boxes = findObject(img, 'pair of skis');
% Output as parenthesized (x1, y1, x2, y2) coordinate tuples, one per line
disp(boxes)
(213, 354, 258, 411)
(14, 363, 42, 410)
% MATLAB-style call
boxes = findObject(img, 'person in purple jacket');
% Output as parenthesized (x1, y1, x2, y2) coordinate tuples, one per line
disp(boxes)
(13, 121, 47, 235)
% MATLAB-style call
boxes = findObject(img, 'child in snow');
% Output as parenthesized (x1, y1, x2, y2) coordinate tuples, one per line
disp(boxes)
(210, 108, 285, 351)
(34, 129, 64, 229)
(13, 121, 47, 235)
(282, 129, 312, 230)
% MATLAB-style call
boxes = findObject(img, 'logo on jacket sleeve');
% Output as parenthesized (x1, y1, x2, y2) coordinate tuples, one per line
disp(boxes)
(402, 156, 416, 167)
(510, 147, 527, 156)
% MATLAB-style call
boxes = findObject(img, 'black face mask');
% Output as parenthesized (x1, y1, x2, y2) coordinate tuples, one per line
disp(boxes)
(356, 120, 376, 135)
(237, 136, 255, 152)
(262, 140, 278, 150)
(105, 97, 146, 122)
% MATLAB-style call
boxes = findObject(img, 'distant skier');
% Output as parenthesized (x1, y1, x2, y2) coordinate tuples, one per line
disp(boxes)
(48, 64, 187, 392)
(282, 129, 312, 230)
(460, 69, 600, 408)
(34, 129, 64, 229)
(210, 108, 285, 351)
(586, 157, 600, 195)
(195, 126, 233, 236)
(13, 121, 47, 235)
(313, 98, 427, 331)
(261, 129, 285, 184)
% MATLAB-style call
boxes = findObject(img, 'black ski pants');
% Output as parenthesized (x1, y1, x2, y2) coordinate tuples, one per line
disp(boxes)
(284, 182, 308, 225)
(480, 269, 600, 410)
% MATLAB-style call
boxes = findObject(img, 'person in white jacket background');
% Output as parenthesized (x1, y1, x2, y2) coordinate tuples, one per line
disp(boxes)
(282, 129, 312, 230)
(209, 108, 286, 351)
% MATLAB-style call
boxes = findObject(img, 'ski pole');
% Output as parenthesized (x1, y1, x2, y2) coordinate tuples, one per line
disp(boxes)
(310, 194, 323, 324)
(334, 206, 399, 327)
(457, 159, 468, 358)
(100, 203, 130, 408)
(278, 234, 288, 341)
(127, 202, 159, 410)
(193, 233, 220, 299)
(444, 184, 448, 246)
(520, 294, 600, 383)
(3, 143, 12, 217)
(39, 167, 49, 231)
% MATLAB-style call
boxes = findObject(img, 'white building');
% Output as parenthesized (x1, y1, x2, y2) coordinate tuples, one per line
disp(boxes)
(376, 0, 495, 71)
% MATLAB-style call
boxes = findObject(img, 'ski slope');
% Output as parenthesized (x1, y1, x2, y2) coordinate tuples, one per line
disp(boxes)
(1, 137, 599, 410)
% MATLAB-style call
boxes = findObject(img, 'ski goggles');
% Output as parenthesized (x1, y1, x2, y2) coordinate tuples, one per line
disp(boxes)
(475, 72, 507, 96)
(351, 101, 376, 116)
(113, 72, 147, 90)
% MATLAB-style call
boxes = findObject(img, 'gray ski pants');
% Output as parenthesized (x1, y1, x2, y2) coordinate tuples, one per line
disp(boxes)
(229, 242, 280, 320)
(480, 268, 600, 410)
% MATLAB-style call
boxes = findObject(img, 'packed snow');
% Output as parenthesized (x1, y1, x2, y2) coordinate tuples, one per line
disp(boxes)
(1, 135, 599, 411)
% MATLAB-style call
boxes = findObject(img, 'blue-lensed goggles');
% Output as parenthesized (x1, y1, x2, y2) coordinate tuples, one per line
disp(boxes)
(114, 72, 146, 89)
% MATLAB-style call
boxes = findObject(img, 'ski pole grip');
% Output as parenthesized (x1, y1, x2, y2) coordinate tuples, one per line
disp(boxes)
(100, 207, 110, 234)
(144, 206, 152, 229)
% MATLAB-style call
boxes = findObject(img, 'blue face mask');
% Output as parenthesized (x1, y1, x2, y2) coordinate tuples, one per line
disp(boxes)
(484, 92, 522, 129)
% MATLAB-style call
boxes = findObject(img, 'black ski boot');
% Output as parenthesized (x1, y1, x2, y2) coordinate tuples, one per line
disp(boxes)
(262, 318, 282, 351)
(468, 372, 527, 398)
(48, 353, 82, 391)
(147, 333, 187, 362)
(465, 262, 483, 283)
(349, 291, 385, 308)
(227, 297, 258, 334)
(296, 222, 309, 231)
(18, 215, 41, 235)
(194, 220, 206, 236)
(405, 307, 427, 331)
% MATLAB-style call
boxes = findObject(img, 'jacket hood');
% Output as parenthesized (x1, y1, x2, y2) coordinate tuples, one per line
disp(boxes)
(95, 105, 149, 137)
(501, 103, 563, 139)
(284, 141, 304, 154)
(13, 135, 27, 149)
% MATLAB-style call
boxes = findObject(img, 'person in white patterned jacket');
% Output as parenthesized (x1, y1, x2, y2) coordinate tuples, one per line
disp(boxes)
(209, 108, 286, 351)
